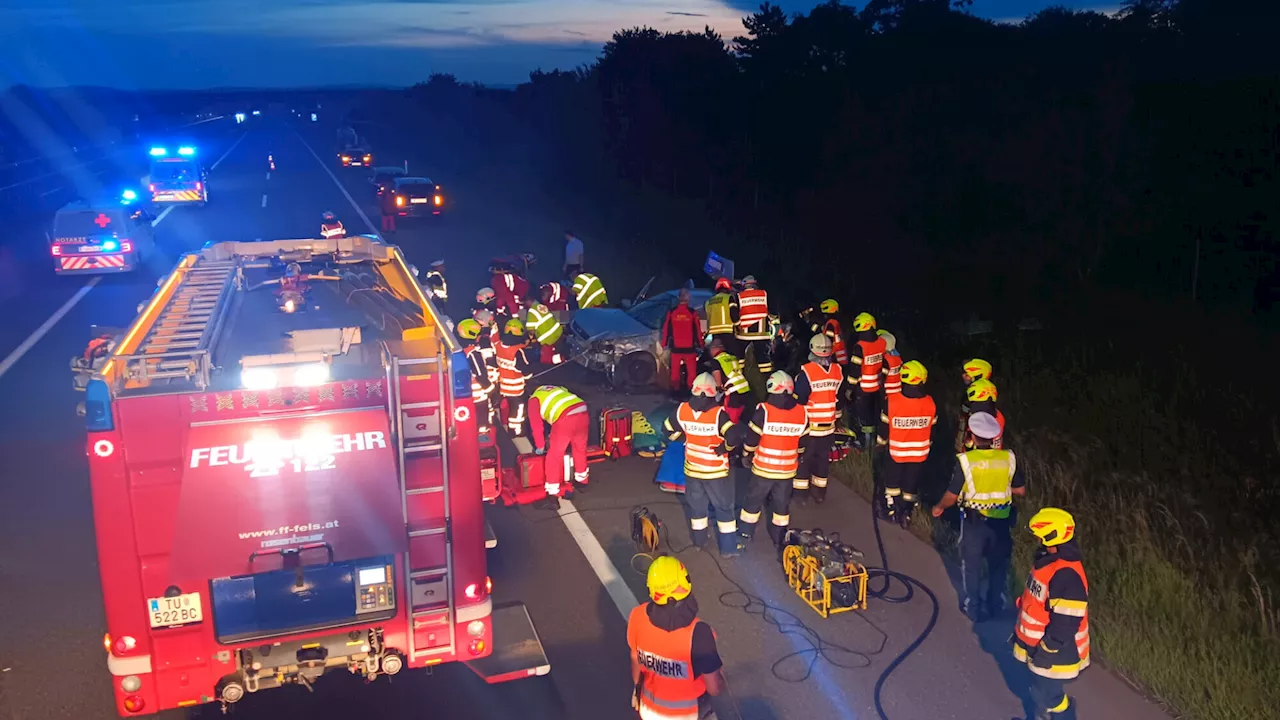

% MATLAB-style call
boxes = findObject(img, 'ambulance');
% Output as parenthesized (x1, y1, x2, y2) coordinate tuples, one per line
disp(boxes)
(147, 146, 207, 205)
(79, 235, 548, 716)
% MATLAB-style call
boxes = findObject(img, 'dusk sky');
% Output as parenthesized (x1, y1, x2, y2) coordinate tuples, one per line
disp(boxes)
(2, 0, 1117, 89)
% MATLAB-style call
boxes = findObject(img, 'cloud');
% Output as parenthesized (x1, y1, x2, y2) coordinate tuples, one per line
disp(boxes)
(667, 11, 708, 17)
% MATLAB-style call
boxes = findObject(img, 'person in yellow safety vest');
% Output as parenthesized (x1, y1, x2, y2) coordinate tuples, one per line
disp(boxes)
(706, 337, 752, 425)
(793, 334, 845, 505)
(956, 358, 996, 452)
(526, 302, 564, 366)
(529, 385, 590, 510)
(627, 556, 739, 720)
(705, 277, 738, 354)
(494, 319, 533, 436)
(811, 299, 849, 365)
(663, 373, 740, 557)
(932, 412, 1027, 622)
(455, 319, 496, 431)
(320, 210, 346, 238)
(423, 259, 448, 302)
(731, 275, 772, 374)
(570, 269, 608, 309)
(849, 311, 887, 448)
(1012, 508, 1090, 720)
(878, 329, 903, 397)
(876, 360, 937, 527)
(736, 371, 809, 555)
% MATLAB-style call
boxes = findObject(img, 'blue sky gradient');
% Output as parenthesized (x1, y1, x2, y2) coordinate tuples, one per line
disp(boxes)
(1, 0, 1119, 89)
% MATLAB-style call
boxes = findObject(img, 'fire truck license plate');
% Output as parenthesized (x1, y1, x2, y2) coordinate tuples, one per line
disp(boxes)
(148, 593, 203, 628)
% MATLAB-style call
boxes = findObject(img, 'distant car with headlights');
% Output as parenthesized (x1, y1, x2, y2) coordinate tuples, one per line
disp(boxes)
(339, 143, 373, 168)
(389, 176, 445, 217)
(48, 194, 156, 275)
(566, 285, 712, 388)
(369, 166, 407, 198)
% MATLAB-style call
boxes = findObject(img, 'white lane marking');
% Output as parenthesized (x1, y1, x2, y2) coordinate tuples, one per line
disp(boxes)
(266, 171, 271, 180)
(40, 186, 63, 197)
(261, 194, 268, 208)
(298, 133, 377, 233)
(0, 197, 178, 382)
(558, 499, 640, 617)
(211, 132, 246, 170)
(0, 279, 100, 380)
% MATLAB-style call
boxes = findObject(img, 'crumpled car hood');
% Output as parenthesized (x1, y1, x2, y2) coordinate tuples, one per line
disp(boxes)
(571, 309, 651, 341)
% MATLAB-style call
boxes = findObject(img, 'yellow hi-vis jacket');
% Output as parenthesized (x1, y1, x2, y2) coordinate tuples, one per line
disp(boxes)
(572, 273, 608, 309)
(527, 304, 563, 345)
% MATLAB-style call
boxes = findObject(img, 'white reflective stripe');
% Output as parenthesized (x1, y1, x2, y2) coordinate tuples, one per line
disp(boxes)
(1052, 605, 1087, 617)
(107, 653, 153, 676)
(456, 596, 494, 623)
(545, 483, 561, 494)
(717, 520, 738, 533)
(740, 509, 761, 523)
(1020, 612, 1045, 627)
(771, 514, 790, 526)
(811, 476, 828, 487)
(573, 470, 590, 482)
(690, 517, 710, 531)
(685, 446, 721, 460)
(1019, 628, 1046, 640)
(639, 702, 698, 720)
(889, 440, 931, 448)
(793, 477, 810, 489)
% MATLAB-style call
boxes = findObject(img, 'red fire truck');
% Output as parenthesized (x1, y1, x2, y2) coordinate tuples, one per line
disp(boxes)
(78, 236, 549, 716)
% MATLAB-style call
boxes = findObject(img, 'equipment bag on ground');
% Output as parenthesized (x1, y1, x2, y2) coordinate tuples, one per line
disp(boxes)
(632, 403, 676, 458)
(600, 406, 633, 459)
(655, 440, 688, 494)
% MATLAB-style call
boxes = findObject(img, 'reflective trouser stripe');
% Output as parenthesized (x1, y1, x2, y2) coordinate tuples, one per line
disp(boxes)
(690, 517, 709, 531)
(793, 477, 810, 490)
(771, 513, 789, 526)
(811, 476, 827, 488)
(717, 520, 738, 533)
(739, 509, 761, 523)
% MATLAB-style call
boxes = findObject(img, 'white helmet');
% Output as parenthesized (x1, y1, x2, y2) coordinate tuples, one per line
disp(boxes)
(473, 309, 494, 326)
(809, 334, 833, 358)
(476, 287, 496, 304)
(742, 275, 758, 288)
(691, 372, 718, 398)
(877, 329, 897, 353)
(766, 371, 794, 394)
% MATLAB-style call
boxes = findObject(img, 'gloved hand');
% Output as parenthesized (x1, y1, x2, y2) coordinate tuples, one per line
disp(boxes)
(534, 447, 546, 456)
(1031, 643, 1059, 670)
(741, 453, 753, 468)
(714, 443, 730, 456)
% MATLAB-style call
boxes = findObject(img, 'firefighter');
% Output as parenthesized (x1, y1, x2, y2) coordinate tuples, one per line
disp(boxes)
(849, 311, 887, 448)
(793, 335, 844, 505)
(491, 265, 528, 318)
(378, 188, 397, 233)
(931, 412, 1026, 621)
(660, 288, 704, 395)
(570, 269, 608, 309)
(423, 260, 447, 302)
(529, 385, 590, 509)
(526, 302, 565, 366)
(705, 276, 737, 354)
(771, 321, 803, 378)
(708, 337, 752, 424)
(810, 299, 849, 366)
(879, 329, 903, 397)
(876, 360, 937, 527)
(663, 373, 739, 556)
(473, 287, 497, 316)
(320, 211, 346, 239)
(962, 379, 1006, 450)
(738, 371, 809, 554)
(1013, 508, 1091, 720)
(455, 319, 496, 430)
(495, 319, 532, 436)
(628, 556, 738, 720)
(540, 280, 572, 312)
(732, 275, 772, 374)
(956, 358, 996, 451)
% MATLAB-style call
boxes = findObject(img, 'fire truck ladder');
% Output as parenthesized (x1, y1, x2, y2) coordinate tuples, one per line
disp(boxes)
(389, 350, 456, 665)
(126, 259, 238, 386)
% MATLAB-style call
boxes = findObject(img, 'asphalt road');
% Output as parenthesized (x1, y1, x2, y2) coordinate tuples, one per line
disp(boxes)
(0, 117, 1172, 720)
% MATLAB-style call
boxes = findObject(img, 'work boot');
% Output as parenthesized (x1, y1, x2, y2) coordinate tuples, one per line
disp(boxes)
(534, 495, 560, 511)
(573, 481, 589, 494)
(716, 533, 742, 558)
(792, 488, 810, 505)
(811, 484, 828, 504)
(766, 524, 786, 549)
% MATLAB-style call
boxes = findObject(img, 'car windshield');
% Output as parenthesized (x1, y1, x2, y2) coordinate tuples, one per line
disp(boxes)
(627, 297, 673, 330)
(152, 163, 195, 182)
(54, 210, 124, 237)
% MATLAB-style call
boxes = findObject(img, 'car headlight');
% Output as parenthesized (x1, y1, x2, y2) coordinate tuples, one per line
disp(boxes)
(598, 341, 615, 354)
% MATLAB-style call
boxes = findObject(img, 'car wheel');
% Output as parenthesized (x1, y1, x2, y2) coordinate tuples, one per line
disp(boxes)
(619, 351, 657, 389)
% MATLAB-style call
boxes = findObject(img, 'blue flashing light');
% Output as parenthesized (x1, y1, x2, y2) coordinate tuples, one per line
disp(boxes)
(450, 349, 472, 399)
(178, 146, 195, 156)
(102, 239, 120, 252)
(149, 147, 167, 156)
(85, 379, 115, 432)
(121, 189, 137, 201)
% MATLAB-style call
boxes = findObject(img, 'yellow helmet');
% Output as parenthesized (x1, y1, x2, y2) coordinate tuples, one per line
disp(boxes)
(853, 312, 877, 332)
(1028, 508, 1077, 547)
(966, 378, 998, 403)
(647, 555, 692, 605)
(962, 358, 993, 383)
(504, 319, 525, 335)
(900, 360, 928, 385)
(456, 319, 482, 340)
(819, 299, 839, 314)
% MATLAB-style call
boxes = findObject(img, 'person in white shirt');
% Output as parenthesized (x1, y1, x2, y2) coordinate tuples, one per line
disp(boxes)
(563, 230, 584, 279)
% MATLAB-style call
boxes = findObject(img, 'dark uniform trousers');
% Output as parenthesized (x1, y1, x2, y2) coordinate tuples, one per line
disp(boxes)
(959, 511, 1013, 618)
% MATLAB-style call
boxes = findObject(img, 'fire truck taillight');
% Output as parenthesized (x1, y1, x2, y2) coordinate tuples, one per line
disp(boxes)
(468, 639, 486, 656)
(485, 576, 493, 594)
(123, 695, 145, 713)
(93, 439, 115, 458)
(114, 635, 137, 654)
(103, 633, 112, 652)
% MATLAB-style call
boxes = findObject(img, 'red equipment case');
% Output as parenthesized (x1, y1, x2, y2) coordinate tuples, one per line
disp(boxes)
(600, 407, 632, 459)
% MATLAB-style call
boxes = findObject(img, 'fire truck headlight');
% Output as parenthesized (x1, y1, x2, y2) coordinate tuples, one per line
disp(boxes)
(293, 363, 330, 387)
(241, 368, 278, 390)
(120, 675, 142, 693)
(466, 620, 485, 638)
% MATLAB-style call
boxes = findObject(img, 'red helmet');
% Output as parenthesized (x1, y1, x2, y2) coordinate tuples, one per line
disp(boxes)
(715, 277, 731, 292)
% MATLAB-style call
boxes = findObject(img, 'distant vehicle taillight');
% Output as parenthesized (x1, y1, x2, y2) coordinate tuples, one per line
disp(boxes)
(395, 195, 405, 207)
(120, 241, 133, 253)
(433, 194, 443, 206)
(196, 182, 202, 191)
(149, 183, 155, 192)
(52, 245, 62, 256)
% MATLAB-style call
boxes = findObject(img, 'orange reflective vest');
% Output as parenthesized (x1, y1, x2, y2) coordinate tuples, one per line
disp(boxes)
(853, 336, 887, 393)
(494, 340, 529, 397)
(750, 403, 808, 479)
(676, 403, 733, 480)
(824, 318, 848, 365)
(884, 393, 936, 463)
(882, 352, 903, 395)
(800, 361, 843, 433)
(1014, 557, 1091, 679)
(735, 288, 770, 340)
(627, 604, 708, 720)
